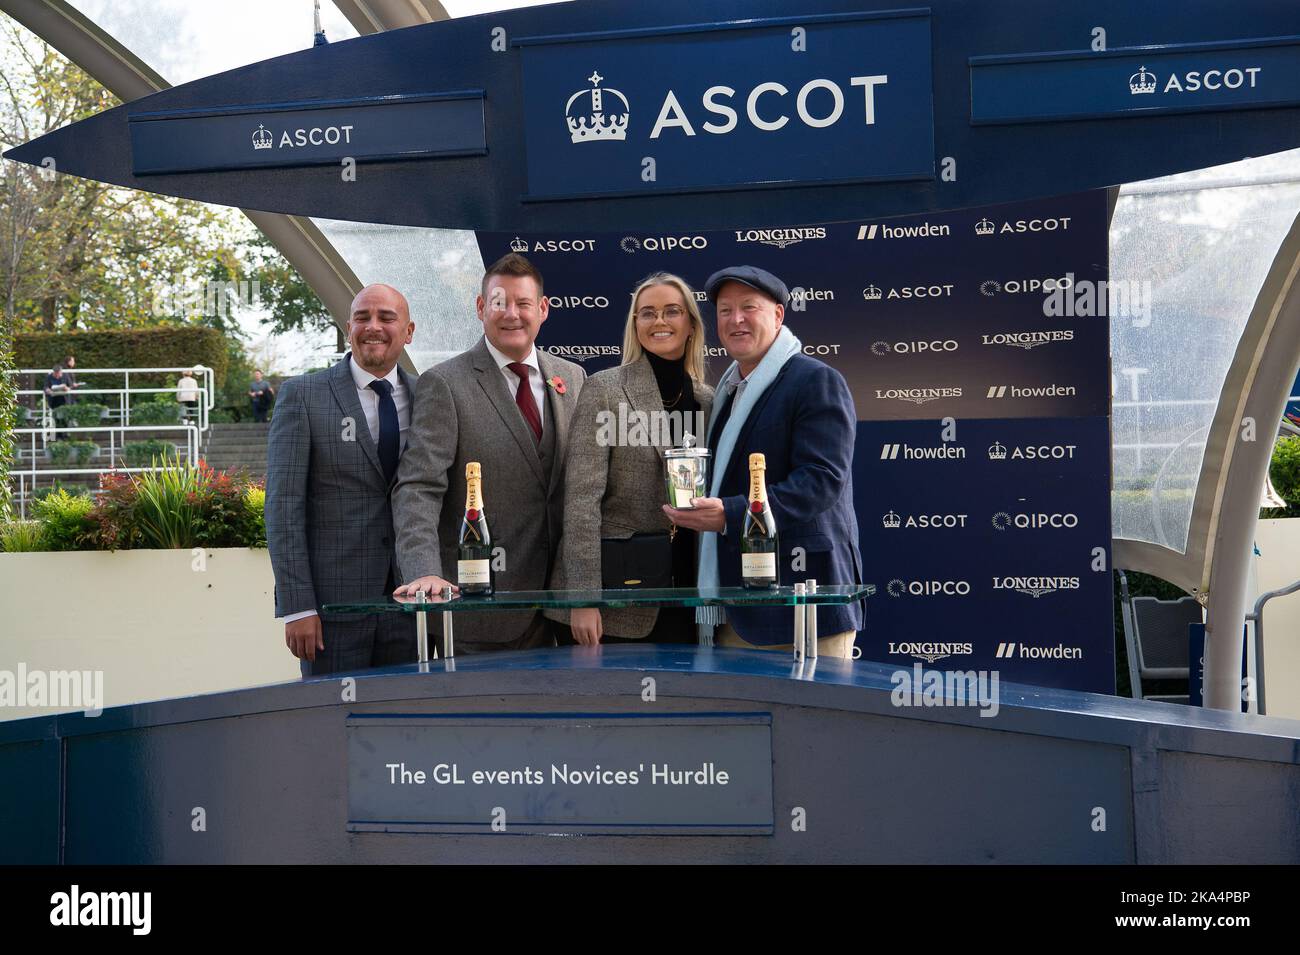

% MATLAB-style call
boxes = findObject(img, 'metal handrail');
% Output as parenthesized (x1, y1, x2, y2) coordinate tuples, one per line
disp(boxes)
(9, 423, 201, 519)
(10, 365, 215, 434)
(1245, 577, 1300, 715)
(16, 386, 209, 435)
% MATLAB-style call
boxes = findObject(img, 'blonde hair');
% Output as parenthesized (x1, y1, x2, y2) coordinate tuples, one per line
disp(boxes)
(621, 272, 708, 383)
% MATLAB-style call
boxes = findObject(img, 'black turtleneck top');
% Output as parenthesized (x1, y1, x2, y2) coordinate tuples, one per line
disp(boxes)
(644, 349, 701, 418)
(643, 350, 701, 589)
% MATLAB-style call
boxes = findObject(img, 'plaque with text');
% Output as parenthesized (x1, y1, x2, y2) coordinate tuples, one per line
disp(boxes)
(348, 713, 773, 834)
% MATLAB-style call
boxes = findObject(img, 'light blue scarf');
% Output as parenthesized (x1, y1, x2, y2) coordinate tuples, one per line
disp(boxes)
(696, 326, 803, 641)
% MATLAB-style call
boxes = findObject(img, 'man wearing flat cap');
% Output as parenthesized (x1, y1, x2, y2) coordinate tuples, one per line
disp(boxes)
(665, 265, 865, 657)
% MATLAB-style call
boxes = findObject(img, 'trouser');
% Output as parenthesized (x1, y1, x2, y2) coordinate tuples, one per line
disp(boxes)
(553, 607, 696, 646)
(716, 622, 858, 660)
(451, 612, 556, 655)
(300, 612, 417, 677)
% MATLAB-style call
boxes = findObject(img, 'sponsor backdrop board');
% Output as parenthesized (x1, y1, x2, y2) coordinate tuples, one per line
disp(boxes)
(476, 189, 1113, 692)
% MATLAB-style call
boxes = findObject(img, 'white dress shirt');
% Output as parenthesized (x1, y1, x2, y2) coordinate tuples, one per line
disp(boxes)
(483, 337, 546, 430)
(347, 355, 410, 451)
(280, 356, 410, 624)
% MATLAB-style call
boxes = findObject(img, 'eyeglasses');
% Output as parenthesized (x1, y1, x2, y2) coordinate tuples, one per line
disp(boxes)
(635, 305, 687, 323)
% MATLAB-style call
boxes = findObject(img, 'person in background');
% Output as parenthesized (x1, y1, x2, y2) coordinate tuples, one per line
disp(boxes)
(60, 355, 86, 403)
(666, 265, 866, 659)
(177, 368, 201, 421)
(265, 284, 418, 675)
(248, 369, 275, 422)
(547, 272, 713, 646)
(43, 364, 69, 439)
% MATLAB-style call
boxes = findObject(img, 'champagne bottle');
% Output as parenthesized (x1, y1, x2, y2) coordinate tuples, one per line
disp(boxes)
(457, 462, 493, 595)
(741, 453, 778, 588)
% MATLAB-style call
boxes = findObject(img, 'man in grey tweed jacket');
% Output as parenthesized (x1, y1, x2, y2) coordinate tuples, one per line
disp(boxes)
(266, 284, 418, 676)
(393, 254, 585, 652)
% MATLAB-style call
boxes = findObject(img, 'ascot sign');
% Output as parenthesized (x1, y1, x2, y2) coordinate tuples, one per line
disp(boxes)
(517, 10, 934, 199)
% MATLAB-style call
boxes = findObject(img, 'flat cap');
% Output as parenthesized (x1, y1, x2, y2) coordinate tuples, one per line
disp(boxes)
(704, 265, 790, 306)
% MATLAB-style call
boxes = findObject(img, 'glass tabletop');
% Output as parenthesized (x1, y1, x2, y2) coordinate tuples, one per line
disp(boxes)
(323, 584, 875, 613)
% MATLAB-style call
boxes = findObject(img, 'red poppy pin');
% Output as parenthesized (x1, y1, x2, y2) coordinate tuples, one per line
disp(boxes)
(546, 375, 567, 395)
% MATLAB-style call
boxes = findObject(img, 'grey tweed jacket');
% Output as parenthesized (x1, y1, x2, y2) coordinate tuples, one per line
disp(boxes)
(392, 337, 585, 645)
(265, 355, 417, 618)
(548, 355, 713, 638)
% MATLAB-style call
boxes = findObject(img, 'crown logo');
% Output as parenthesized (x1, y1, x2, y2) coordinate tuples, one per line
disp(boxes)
(567, 71, 630, 144)
(975, 218, 995, 236)
(863, 284, 883, 301)
(1129, 65, 1157, 95)
(988, 441, 1007, 461)
(882, 510, 901, 529)
(510, 236, 529, 253)
(251, 124, 273, 150)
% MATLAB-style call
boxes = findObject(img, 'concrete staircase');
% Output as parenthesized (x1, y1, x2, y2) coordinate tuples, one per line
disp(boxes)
(201, 422, 271, 479)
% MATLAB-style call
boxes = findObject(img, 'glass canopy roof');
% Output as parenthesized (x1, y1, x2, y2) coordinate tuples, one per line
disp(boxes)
(8, 0, 1300, 574)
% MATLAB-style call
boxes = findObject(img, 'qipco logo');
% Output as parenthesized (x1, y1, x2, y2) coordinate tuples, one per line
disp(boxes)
(871, 339, 958, 356)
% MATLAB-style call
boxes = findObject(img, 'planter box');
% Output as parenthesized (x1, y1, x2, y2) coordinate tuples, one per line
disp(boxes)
(0, 548, 298, 721)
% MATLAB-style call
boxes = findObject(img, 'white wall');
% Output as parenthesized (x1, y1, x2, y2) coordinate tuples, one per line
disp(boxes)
(0, 549, 299, 721)
(1252, 519, 1300, 719)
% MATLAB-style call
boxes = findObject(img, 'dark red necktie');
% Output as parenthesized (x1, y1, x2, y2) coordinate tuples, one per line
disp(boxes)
(507, 361, 542, 443)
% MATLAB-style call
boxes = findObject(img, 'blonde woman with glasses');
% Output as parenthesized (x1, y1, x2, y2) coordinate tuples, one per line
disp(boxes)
(548, 272, 712, 646)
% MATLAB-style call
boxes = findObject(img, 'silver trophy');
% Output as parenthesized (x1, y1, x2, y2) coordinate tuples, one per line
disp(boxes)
(662, 433, 711, 510)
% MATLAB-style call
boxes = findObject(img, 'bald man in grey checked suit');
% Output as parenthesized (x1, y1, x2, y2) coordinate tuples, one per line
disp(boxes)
(393, 253, 585, 653)
(266, 284, 418, 676)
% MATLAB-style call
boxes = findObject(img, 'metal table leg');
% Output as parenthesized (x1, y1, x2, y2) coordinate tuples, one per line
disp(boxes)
(806, 579, 819, 662)
(442, 584, 455, 659)
(793, 582, 807, 662)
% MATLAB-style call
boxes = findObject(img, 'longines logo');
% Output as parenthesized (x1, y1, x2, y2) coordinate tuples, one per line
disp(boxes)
(974, 217, 1072, 235)
(547, 295, 611, 309)
(863, 283, 954, 301)
(992, 511, 1080, 531)
(251, 122, 354, 150)
(880, 442, 967, 461)
(1128, 64, 1261, 96)
(988, 441, 1078, 461)
(857, 221, 951, 240)
(620, 235, 709, 253)
(567, 71, 630, 143)
(991, 575, 1081, 597)
(886, 578, 972, 597)
(511, 237, 597, 253)
(735, 227, 827, 248)
(872, 339, 959, 356)
(874, 386, 962, 405)
(887, 641, 975, 663)
(979, 276, 1073, 296)
(986, 383, 1078, 399)
(995, 641, 1084, 660)
(981, 330, 1074, 350)
(882, 510, 968, 529)
(540, 344, 621, 362)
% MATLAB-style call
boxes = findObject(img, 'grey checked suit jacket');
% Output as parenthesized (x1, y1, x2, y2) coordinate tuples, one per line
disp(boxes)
(547, 356, 713, 638)
(392, 337, 585, 646)
(265, 355, 416, 618)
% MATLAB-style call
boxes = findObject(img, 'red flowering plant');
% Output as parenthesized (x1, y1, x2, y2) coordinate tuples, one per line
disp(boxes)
(546, 375, 566, 395)
(84, 457, 266, 550)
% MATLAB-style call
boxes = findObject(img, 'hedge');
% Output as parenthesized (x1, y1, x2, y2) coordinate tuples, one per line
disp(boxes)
(15, 327, 230, 389)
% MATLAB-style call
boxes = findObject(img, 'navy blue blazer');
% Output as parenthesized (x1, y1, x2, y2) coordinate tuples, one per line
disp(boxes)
(707, 354, 865, 645)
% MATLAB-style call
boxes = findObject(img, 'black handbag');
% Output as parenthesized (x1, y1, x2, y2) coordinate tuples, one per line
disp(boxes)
(600, 533, 673, 588)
